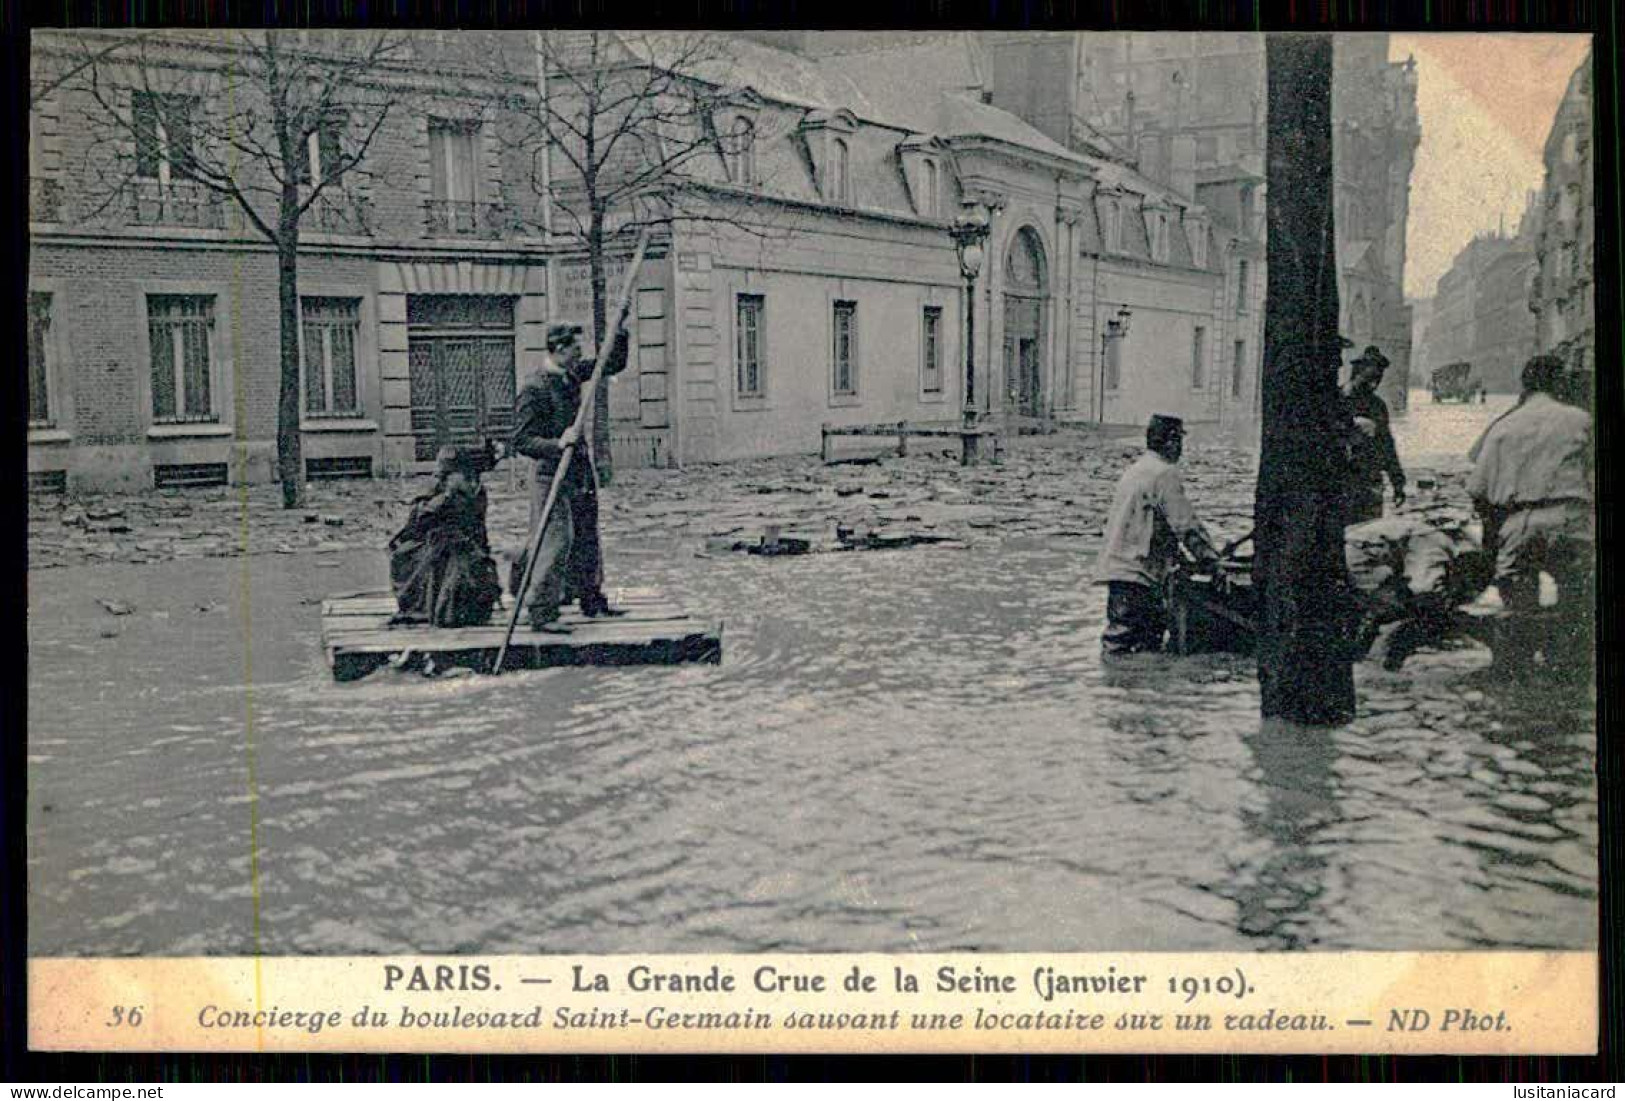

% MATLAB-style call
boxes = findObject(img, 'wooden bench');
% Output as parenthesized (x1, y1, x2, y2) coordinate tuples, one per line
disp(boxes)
(819, 421, 1002, 466)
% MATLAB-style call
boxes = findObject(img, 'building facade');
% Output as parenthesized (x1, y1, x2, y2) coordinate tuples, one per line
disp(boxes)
(1418, 220, 1538, 395)
(29, 31, 1260, 492)
(1529, 48, 1594, 395)
(28, 31, 560, 492)
(991, 32, 1418, 415)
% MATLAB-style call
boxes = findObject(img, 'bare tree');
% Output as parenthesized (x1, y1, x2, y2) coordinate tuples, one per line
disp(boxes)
(496, 30, 787, 479)
(31, 32, 154, 108)
(1255, 34, 1356, 725)
(64, 30, 405, 508)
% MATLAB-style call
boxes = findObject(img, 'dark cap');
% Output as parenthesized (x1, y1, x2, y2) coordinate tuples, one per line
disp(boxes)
(546, 322, 584, 352)
(1338, 335, 1356, 350)
(1352, 345, 1390, 371)
(1147, 413, 1185, 450)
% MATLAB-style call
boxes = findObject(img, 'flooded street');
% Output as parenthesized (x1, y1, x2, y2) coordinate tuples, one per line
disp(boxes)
(27, 396, 1594, 956)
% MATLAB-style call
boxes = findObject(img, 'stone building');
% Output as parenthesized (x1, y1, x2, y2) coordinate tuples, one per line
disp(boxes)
(29, 30, 1255, 492)
(989, 32, 1419, 414)
(1529, 47, 1594, 395)
(1419, 212, 1538, 396)
(28, 30, 558, 492)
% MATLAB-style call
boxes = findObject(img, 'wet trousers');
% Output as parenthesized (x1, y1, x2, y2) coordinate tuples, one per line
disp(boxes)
(516, 463, 608, 626)
(1103, 581, 1168, 654)
(1494, 502, 1594, 672)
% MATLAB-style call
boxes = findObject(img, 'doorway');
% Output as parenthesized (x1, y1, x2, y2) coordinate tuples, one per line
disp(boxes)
(1002, 227, 1048, 422)
(405, 295, 517, 461)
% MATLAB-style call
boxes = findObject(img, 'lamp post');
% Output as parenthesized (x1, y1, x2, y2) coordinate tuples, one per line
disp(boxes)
(949, 206, 991, 427)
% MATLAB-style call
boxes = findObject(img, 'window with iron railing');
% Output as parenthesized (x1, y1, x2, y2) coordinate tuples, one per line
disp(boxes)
(147, 294, 217, 423)
(922, 306, 943, 394)
(425, 118, 507, 237)
(133, 92, 197, 183)
(301, 298, 362, 417)
(129, 92, 224, 228)
(300, 114, 347, 188)
(736, 294, 765, 398)
(832, 300, 858, 396)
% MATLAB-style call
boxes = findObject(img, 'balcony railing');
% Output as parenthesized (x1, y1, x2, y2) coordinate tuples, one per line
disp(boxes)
(30, 178, 63, 222)
(128, 179, 225, 230)
(307, 193, 374, 236)
(424, 199, 518, 240)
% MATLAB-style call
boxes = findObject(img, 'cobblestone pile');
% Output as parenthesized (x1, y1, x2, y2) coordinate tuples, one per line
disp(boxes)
(26, 430, 1472, 571)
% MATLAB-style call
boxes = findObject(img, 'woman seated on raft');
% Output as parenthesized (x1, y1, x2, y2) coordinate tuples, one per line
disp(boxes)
(388, 442, 503, 628)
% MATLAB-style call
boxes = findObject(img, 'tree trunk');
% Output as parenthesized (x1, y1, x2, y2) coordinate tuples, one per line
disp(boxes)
(276, 214, 305, 510)
(586, 212, 613, 483)
(1254, 35, 1355, 725)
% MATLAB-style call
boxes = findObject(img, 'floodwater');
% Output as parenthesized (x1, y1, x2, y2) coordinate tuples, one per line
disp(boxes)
(27, 393, 1594, 955)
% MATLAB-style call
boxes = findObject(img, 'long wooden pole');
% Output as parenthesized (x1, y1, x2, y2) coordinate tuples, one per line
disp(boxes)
(492, 229, 651, 675)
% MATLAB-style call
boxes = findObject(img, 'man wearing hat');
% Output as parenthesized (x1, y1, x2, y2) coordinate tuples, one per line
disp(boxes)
(1096, 414, 1221, 654)
(1343, 344, 1407, 525)
(1467, 353, 1593, 671)
(511, 318, 632, 630)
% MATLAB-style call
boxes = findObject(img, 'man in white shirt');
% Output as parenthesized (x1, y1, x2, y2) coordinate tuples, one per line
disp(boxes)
(1097, 414, 1221, 654)
(1466, 354, 1593, 670)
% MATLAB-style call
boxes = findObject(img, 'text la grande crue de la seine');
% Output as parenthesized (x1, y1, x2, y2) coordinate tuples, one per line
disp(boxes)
(381, 960, 1243, 1003)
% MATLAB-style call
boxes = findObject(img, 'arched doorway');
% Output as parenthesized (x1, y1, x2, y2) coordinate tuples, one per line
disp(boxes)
(1003, 227, 1048, 420)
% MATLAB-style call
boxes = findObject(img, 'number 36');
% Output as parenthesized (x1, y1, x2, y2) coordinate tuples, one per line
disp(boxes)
(106, 1006, 144, 1027)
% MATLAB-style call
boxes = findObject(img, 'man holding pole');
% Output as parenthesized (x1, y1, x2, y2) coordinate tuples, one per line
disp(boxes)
(511, 319, 632, 631)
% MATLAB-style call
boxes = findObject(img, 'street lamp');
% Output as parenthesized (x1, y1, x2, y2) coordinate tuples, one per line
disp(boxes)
(949, 206, 991, 426)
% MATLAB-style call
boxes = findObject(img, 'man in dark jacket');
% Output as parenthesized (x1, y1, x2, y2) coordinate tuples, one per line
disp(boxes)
(511, 320, 631, 630)
(1343, 344, 1407, 525)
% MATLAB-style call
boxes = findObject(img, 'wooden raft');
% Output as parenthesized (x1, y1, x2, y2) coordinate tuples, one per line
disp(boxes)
(321, 588, 722, 682)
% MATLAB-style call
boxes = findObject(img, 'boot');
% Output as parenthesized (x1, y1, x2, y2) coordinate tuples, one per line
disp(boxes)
(528, 606, 572, 635)
(579, 592, 627, 618)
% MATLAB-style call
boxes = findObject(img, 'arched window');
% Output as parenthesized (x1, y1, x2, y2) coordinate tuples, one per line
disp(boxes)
(831, 138, 850, 204)
(1006, 227, 1045, 292)
(730, 116, 756, 186)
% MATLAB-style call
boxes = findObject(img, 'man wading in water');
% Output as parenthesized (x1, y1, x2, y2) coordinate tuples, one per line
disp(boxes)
(510, 320, 632, 632)
(1096, 414, 1221, 654)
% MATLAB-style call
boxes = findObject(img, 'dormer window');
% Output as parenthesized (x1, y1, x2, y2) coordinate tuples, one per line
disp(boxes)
(831, 137, 851, 205)
(1101, 194, 1123, 253)
(728, 115, 757, 186)
(898, 134, 948, 220)
(1184, 208, 1209, 268)
(798, 107, 860, 209)
(1147, 207, 1171, 264)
